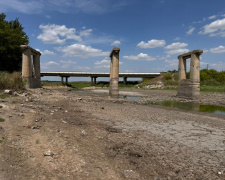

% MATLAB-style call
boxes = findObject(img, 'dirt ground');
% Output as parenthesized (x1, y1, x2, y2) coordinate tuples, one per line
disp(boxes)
(0, 87, 225, 180)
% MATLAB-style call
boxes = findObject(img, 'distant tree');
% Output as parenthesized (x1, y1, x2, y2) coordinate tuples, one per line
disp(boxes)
(0, 13, 29, 72)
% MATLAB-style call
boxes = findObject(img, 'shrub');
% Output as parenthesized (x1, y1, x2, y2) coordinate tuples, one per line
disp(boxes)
(164, 73, 172, 80)
(0, 71, 25, 90)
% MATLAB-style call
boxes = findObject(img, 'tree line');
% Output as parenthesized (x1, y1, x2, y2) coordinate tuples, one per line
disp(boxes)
(0, 13, 29, 72)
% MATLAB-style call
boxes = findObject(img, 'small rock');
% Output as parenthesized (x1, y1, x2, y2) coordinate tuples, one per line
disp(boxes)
(44, 150, 54, 157)
(78, 98, 82, 100)
(81, 130, 87, 136)
(4, 90, 12, 95)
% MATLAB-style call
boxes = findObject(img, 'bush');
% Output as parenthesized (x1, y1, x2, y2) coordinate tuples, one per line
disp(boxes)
(0, 71, 25, 90)
(164, 73, 172, 80)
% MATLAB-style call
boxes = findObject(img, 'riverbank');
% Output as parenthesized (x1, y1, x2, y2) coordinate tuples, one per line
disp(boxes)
(0, 87, 225, 179)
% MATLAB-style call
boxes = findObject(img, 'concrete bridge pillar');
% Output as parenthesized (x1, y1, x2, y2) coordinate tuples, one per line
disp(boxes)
(61, 77, 64, 84)
(65, 77, 69, 85)
(109, 47, 120, 98)
(94, 77, 97, 85)
(91, 77, 94, 86)
(123, 77, 127, 85)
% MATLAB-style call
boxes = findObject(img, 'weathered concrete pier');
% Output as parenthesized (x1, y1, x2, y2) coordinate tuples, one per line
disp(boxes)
(21, 45, 41, 88)
(109, 48, 120, 98)
(177, 50, 203, 99)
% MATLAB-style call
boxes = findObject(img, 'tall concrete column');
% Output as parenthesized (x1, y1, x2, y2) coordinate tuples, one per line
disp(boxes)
(190, 53, 200, 83)
(91, 77, 94, 86)
(22, 48, 32, 78)
(109, 48, 120, 98)
(123, 77, 127, 85)
(33, 55, 41, 78)
(22, 48, 32, 88)
(61, 77, 64, 84)
(94, 77, 97, 85)
(178, 56, 186, 80)
(65, 77, 69, 85)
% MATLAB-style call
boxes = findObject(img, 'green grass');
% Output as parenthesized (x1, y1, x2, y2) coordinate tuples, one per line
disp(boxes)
(0, 118, 5, 122)
(200, 85, 225, 92)
(0, 140, 2, 143)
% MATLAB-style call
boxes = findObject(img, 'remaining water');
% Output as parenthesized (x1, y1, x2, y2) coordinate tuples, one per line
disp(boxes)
(119, 95, 142, 101)
(147, 100, 225, 116)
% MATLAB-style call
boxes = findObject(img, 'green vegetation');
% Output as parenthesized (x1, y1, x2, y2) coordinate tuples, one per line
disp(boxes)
(0, 71, 25, 90)
(0, 105, 2, 108)
(0, 118, 5, 122)
(0, 140, 2, 143)
(0, 13, 29, 72)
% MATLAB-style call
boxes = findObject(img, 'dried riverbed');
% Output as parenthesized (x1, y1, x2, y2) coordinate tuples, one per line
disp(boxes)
(0, 87, 225, 179)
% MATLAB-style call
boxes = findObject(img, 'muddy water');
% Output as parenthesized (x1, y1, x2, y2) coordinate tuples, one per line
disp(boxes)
(147, 100, 225, 116)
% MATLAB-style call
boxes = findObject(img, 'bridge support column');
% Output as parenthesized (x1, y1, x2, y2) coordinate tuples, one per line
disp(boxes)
(109, 47, 120, 98)
(94, 77, 97, 85)
(61, 77, 64, 84)
(123, 77, 127, 85)
(65, 77, 69, 85)
(91, 77, 93, 86)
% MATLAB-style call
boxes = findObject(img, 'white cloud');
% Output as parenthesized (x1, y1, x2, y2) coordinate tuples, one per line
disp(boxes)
(209, 46, 225, 53)
(199, 18, 225, 37)
(210, 61, 225, 71)
(74, 66, 91, 71)
(60, 60, 77, 69)
(164, 42, 188, 50)
(43, 50, 56, 55)
(0, 0, 129, 14)
(37, 24, 82, 44)
(123, 53, 156, 61)
(165, 49, 189, 55)
(186, 27, 195, 35)
(57, 44, 110, 58)
(165, 59, 178, 67)
(137, 39, 166, 49)
(174, 37, 181, 41)
(94, 58, 122, 69)
(208, 15, 217, 20)
(79, 29, 93, 37)
(111, 40, 121, 46)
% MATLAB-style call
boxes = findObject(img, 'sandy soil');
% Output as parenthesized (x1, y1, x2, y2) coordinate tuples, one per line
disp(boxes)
(0, 87, 225, 180)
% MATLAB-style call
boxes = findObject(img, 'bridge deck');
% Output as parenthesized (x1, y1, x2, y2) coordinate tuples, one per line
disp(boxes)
(41, 72, 161, 78)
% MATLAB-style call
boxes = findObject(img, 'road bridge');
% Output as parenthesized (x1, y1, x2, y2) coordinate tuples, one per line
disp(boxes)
(41, 72, 161, 85)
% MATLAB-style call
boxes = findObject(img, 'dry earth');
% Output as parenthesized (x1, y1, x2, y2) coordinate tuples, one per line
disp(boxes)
(0, 87, 225, 180)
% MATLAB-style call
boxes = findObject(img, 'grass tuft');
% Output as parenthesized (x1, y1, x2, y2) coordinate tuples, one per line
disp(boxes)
(0, 118, 5, 122)
(0, 71, 25, 90)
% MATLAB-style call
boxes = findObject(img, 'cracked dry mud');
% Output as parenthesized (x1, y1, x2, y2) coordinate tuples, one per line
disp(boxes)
(0, 87, 225, 180)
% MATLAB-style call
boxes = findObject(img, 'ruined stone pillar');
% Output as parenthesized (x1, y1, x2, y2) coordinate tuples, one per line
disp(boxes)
(177, 50, 203, 99)
(21, 45, 41, 88)
(178, 56, 186, 80)
(22, 48, 32, 87)
(109, 48, 120, 98)
(190, 53, 200, 83)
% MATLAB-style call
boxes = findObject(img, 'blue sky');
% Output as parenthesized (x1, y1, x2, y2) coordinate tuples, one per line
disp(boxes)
(1, 0, 225, 78)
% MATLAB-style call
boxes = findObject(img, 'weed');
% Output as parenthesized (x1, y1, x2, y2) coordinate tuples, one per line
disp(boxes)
(0, 140, 2, 143)
(0, 118, 5, 122)
(36, 139, 40, 144)
(0, 105, 2, 108)
(0, 72, 25, 90)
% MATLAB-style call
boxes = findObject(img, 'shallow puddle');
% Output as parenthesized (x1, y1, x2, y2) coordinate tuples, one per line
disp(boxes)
(147, 100, 225, 116)
(119, 95, 142, 101)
